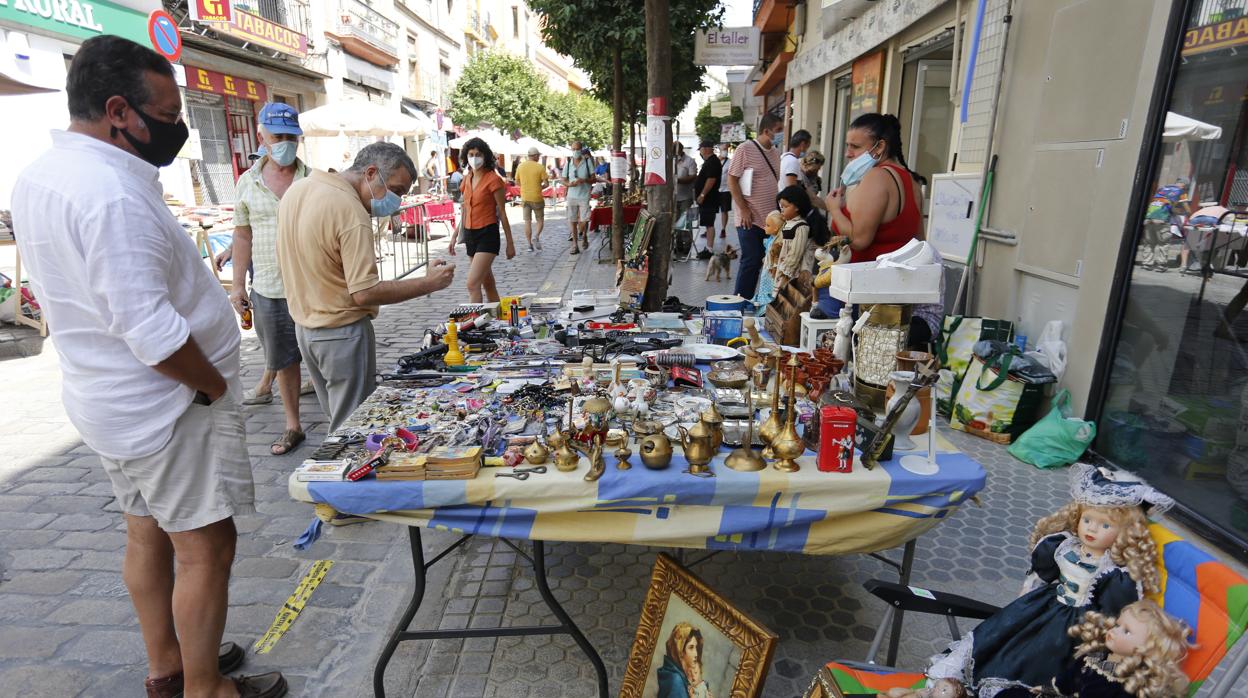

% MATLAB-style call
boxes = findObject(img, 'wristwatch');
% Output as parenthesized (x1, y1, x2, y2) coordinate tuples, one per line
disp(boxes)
(192, 390, 215, 406)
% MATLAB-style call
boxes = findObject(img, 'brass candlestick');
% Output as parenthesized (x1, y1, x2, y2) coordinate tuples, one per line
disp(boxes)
(771, 354, 804, 473)
(725, 386, 766, 472)
(758, 353, 784, 457)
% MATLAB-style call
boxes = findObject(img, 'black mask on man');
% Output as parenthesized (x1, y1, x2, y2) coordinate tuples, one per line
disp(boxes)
(115, 104, 189, 167)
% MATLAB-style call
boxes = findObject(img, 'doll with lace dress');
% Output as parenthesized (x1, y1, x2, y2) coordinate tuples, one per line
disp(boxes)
(927, 464, 1173, 690)
(978, 599, 1191, 698)
(750, 211, 785, 314)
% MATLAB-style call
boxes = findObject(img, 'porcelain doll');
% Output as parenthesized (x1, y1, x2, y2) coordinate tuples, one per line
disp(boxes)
(978, 599, 1191, 698)
(749, 211, 785, 314)
(927, 464, 1173, 689)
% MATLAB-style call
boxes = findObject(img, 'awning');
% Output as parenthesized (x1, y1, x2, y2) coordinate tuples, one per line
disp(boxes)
(513, 136, 567, 157)
(449, 130, 524, 156)
(300, 99, 425, 137)
(1163, 112, 1223, 142)
(401, 104, 436, 133)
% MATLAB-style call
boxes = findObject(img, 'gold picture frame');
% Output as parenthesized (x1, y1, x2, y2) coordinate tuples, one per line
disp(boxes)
(621, 553, 778, 698)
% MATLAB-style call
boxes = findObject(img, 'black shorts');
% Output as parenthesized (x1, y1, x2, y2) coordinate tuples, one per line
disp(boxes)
(464, 223, 500, 257)
(698, 202, 720, 227)
(719, 191, 733, 213)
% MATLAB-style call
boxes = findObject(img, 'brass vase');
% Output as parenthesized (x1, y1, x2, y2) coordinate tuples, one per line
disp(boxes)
(771, 355, 804, 472)
(758, 353, 784, 457)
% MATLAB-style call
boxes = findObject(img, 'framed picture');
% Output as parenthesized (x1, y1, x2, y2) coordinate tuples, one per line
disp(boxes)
(621, 553, 778, 698)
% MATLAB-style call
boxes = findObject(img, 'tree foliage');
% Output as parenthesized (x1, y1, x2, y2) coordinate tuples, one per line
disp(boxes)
(538, 91, 612, 149)
(526, 0, 726, 121)
(448, 51, 551, 136)
(448, 50, 612, 149)
(694, 95, 746, 144)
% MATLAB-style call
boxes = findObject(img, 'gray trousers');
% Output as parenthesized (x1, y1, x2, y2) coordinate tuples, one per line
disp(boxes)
(1139, 219, 1169, 268)
(295, 317, 377, 433)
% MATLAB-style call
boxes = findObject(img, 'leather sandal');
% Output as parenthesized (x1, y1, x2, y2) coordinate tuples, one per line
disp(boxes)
(270, 429, 305, 456)
(144, 642, 247, 698)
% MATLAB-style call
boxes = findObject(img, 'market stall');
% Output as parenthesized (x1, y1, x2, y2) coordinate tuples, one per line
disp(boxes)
(286, 258, 989, 695)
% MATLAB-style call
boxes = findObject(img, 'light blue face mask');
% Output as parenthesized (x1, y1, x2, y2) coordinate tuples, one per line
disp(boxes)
(367, 170, 402, 218)
(772, 131, 784, 148)
(840, 139, 882, 188)
(269, 141, 298, 167)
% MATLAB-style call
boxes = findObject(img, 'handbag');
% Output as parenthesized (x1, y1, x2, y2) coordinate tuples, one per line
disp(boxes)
(1007, 390, 1096, 468)
(949, 353, 1047, 443)
(936, 315, 1014, 416)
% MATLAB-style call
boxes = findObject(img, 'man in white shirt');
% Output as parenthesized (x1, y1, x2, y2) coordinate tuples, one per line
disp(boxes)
(673, 142, 698, 225)
(780, 129, 812, 189)
(562, 141, 594, 253)
(11, 36, 285, 698)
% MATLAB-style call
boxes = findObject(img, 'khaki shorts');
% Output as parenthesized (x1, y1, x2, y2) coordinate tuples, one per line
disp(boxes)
(522, 199, 545, 223)
(100, 390, 256, 533)
(567, 199, 591, 223)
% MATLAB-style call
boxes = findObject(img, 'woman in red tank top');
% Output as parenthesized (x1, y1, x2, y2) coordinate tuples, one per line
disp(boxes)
(823, 114, 926, 263)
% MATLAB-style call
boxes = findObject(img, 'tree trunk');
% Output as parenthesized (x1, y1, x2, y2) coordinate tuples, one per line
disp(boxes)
(611, 42, 624, 263)
(642, 0, 673, 312)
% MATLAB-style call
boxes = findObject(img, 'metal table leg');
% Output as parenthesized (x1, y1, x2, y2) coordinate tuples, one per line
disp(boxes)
(885, 539, 917, 667)
(373, 528, 609, 698)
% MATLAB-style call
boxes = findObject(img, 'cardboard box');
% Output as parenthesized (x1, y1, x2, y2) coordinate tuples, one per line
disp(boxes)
(827, 261, 942, 304)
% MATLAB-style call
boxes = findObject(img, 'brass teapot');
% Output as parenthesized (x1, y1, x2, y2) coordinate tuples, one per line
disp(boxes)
(699, 404, 725, 451)
(524, 438, 550, 465)
(548, 430, 580, 472)
(676, 425, 715, 475)
(639, 432, 673, 470)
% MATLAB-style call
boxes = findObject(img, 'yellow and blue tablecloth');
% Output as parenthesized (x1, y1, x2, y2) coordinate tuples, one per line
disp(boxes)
(289, 437, 985, 556)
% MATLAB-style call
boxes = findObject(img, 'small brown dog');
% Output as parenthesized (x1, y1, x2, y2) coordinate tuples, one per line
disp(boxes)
(705, 244, 738, 282)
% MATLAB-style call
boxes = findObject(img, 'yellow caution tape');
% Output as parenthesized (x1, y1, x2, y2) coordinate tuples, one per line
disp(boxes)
(252, 559, 333, 655)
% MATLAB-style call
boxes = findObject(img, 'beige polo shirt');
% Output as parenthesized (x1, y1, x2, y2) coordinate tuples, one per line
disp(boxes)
(277, 169, 380, 329)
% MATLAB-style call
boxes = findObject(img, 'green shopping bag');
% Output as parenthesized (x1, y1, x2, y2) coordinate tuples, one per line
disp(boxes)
(1008, 390, 1096, 468)
(936, 316, 1014, 416)
(950, 353, 1046, 442)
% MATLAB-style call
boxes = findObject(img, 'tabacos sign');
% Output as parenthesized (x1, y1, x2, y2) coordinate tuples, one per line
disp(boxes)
(0, 0, 152, 46)
(217, 8, 307, 59)
(1184, 17, 1248, 56)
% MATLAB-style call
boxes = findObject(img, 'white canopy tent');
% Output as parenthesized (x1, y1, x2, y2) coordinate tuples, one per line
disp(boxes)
(1163, 112, 1223, 143)
(449, 130, 525, 156)
(513, 136, 571, 157)
(299, 100, 427, 138)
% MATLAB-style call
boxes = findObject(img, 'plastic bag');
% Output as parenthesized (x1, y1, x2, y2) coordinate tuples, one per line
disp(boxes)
(1026, 320, 1067, 383)
(1008, 390, 1096, 468)
(951, 353, 1047, 440)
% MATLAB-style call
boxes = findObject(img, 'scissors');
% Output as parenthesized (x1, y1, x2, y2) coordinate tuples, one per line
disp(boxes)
(494, 466, 548, 481)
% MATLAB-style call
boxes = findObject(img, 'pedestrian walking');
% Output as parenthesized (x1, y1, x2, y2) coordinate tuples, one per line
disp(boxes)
(780, 129, 812, 189)
(278, 142, 455, 432)
(447, 137, 517, 301)
(516, 145, 549, 250)
(693, 139, 722, 257)
(228, 102, 309, 456)
(717, 144, 733, 241)
(727, 113, 783, 300)
(563, 141, 594, 253)
(674, 142, 698, 225)
(423, 149, 441, 195)
(11, 35, 287, 698)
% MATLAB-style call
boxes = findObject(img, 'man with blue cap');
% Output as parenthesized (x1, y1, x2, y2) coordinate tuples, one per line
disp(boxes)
(229, 102, 310, 457)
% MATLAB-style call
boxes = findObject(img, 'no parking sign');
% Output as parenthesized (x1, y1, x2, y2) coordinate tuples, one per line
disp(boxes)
(148, 10, 182, 63)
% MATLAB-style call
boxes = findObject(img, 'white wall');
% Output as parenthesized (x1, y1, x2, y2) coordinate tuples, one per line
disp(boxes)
(0, 30, 70, 210)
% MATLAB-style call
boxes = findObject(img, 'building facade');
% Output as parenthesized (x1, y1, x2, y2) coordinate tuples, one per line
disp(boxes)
(750, 0, 1248, 558)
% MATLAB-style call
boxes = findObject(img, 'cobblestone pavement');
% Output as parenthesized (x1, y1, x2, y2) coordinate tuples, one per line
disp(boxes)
(1, 208, 1245, 697)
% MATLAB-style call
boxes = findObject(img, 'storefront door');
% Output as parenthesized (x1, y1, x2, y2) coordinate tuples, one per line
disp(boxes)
(226, 96, 258, 179)
(907, 60, 953, 197)
(1094, 3, 1248, 557)
(186, 91, 236, 205)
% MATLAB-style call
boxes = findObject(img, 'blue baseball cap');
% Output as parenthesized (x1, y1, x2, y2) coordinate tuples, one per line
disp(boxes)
(258, 102, 302, 136)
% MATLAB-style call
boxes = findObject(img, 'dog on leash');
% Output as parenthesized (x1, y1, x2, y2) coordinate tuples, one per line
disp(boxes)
(705, 244, 738, 282)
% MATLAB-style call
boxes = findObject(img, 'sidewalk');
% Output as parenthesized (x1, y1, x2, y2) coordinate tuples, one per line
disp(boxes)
(0, 209, 1243, 697)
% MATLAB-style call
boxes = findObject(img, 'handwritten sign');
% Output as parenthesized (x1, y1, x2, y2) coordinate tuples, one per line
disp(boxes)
(927, 173, 982, 262)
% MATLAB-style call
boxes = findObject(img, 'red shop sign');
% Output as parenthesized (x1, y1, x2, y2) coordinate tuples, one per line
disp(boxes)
(187, 65, 268, 102)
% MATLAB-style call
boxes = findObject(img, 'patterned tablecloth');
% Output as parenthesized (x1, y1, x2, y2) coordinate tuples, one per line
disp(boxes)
(288, 437, 985, 556)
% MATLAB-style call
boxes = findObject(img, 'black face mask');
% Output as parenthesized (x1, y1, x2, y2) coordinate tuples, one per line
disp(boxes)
(115, 104, 189, 168)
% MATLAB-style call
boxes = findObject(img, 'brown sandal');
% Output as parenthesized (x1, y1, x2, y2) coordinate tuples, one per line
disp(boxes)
(270, 429, 305, 456)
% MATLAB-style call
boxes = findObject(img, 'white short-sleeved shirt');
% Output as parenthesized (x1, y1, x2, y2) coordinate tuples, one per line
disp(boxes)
(12, 131, 241, 460)
(780, 151, 803, 187)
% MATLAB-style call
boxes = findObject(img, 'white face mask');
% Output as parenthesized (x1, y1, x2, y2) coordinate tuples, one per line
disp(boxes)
(469, 156, 484, 170)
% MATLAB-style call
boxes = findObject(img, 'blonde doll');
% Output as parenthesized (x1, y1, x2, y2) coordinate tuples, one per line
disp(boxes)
(979, 599, 1191, 698)
(928, 464, 1173, 689)
(749, 211, 785, 314)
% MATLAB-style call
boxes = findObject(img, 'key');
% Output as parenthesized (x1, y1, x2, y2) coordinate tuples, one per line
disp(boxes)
(514, 466, 547, 475)
(495, 471, 530, 481)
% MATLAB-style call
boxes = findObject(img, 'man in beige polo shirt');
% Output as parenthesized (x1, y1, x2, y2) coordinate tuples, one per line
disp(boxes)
(278, 142, 454, 431)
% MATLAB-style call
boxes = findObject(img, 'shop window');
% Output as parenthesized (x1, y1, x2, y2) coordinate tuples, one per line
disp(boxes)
(1097, 5, 1248, 554)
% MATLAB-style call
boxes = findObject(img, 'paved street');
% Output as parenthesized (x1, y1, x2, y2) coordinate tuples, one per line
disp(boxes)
(1, 207, 1245, 697)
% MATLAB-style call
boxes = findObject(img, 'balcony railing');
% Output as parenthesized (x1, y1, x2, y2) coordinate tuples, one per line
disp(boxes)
(467, 10, 491, 41)
(1189, 0, 1246, 26)
(338, 0, 399, 57)
(408, 69, 444, 105)
(233, 0, 311, 37)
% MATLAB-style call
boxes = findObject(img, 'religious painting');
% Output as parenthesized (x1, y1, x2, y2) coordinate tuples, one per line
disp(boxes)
(621, 554, 778, 698)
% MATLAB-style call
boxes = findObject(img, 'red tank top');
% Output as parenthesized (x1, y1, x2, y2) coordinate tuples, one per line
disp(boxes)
(838, 163, 923, 263)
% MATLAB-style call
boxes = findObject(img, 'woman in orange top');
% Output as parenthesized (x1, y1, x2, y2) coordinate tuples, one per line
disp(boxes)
(448, 137, 516, 302)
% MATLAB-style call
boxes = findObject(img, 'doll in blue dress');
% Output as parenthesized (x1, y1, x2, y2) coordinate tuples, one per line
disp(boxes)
(926, 464, 1174, 690)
